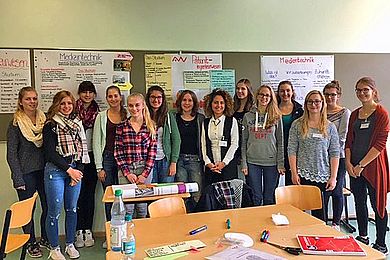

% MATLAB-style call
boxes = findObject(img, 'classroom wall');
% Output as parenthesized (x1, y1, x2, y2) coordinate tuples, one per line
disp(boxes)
(1, 0, 390, 53)
(1, 0, 390, 234)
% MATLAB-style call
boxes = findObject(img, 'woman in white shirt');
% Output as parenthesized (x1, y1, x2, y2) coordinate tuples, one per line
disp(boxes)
(201, 89, 239, 186)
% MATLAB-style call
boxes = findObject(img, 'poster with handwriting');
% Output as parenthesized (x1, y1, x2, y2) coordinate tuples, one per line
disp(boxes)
(145, 54, 222, 107)
(145, 54, 172, 99)
(210, 69, 235, 97)
(261, 55, 334, 103)
(34, 50, 132, 111)
(0, 49, 31, 113)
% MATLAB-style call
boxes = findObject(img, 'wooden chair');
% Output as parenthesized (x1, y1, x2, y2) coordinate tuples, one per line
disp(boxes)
(0, 192, 38, 260)
(275, 185, 322, 211)
(148, 197, 187, 218)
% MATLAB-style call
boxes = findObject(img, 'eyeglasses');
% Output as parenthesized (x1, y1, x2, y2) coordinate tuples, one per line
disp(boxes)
(258, 93, 271, 98)
(355, 88, 371, 94)
(150, 95, 163, 100)
(307, 100, 322, 105)
(324, 93, 338, 97)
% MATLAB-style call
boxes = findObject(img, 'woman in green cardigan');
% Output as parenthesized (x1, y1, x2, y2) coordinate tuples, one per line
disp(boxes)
(146, 85, 181, 183)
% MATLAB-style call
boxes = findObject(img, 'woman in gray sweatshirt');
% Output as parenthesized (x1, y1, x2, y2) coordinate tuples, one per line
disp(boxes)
(241, 85, 285, 206)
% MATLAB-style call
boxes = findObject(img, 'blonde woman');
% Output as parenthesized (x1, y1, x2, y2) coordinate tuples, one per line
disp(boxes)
(114, 93, 157, 218)
(288, 90, 340, 220)
(7, 87, 48, 257)
(241, 85, 284, 206)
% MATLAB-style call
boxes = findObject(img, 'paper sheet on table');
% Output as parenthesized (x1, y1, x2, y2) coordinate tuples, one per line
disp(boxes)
(144, 252, 188, 260)
(206, 245, 286, 260)
(112, 184, 137, 198)
(145, 240, 206, 258)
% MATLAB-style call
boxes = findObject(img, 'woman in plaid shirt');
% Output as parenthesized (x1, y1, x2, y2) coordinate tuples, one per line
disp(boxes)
(114, 93, 157, 218)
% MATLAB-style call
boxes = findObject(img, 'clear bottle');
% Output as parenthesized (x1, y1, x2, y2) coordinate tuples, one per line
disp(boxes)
(110, 189, 126, 252)
(121, 213, 135, 260)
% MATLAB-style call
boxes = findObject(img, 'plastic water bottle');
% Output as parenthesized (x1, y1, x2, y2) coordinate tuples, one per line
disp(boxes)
(110, 189, 126, 252)
(121, 213, 135, 259)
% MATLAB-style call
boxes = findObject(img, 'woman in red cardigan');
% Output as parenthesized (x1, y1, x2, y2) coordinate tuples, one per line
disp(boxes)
(345, 77, 390, 255)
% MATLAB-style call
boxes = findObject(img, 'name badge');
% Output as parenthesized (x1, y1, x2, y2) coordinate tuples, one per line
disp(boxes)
(360, 122, 370, 129)
(312, 133, 323, 138)
(219, 140, 228, 147)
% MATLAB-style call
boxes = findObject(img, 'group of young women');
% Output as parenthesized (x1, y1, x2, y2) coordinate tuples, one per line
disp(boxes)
(6, 76, 389, 258)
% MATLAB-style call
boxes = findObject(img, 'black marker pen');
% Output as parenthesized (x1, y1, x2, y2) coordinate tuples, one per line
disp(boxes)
(189, 225, 207, 235)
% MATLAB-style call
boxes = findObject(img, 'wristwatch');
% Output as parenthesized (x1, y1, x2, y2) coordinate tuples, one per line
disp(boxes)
(357, 163, 365, 169)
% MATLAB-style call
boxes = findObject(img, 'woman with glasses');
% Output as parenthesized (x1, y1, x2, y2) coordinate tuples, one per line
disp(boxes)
(345, 77, 389, 254)
(201, 89, 239, 186)
(277, 81, 303, 186)
(233, 79, 255, 182)
(146, 85, 181, 183)
(241, 85, 284, 205)
(288, 90, 340, 220)
(322, 80, 351, 230)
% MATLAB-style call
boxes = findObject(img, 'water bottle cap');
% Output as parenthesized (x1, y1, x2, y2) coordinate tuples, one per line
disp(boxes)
(114, 189, 123, 196)
(125, 213, 133, 221)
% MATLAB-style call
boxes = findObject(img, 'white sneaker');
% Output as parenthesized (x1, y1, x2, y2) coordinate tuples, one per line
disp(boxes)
(84, 229, 95, 247)
(48, 247, 66, 260)
(74, 230, 85, 248)
(65, 244, 80, 259)
(331, 224, 341, 232)
(102, 240, 107, 249)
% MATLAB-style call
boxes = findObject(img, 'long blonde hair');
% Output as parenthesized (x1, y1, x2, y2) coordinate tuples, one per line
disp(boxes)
(299, 90, 328, 138)
(256, 85, 281, 128)
(127, 93, 156, 135)
(46, 90, 76, 122)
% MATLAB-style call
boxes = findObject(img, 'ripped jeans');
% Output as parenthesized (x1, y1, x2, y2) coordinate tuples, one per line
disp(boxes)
(44, 162, 81, 248)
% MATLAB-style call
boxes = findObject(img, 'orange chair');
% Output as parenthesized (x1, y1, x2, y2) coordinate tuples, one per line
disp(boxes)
(275, 185, 322, 211)
(0, 192, 38, 259)
(148, 197, 187, 218)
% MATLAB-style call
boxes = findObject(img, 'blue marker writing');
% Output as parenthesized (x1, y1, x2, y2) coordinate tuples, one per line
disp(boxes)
(189, 225, 207, 235)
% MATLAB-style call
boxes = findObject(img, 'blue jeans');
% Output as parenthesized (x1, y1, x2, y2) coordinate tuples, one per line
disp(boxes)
(176, 154, 202, 202)
(246, 163, 279, 206)
(152, 157, 174, 183)
(118, 161, 152, 218)
(101, 150, 119, 221)
(44, 162, 81, 247)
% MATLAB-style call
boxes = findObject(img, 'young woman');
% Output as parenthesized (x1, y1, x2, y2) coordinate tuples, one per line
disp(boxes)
(322, 80, 351, 230)
(6, 87, 48, 258)
(233, 79, 255, 182)
(288, 90, 340, 221)
(114, 93, 157, 218)
(277, 81, 303, 186)
(175, 90, 205, 203)
(241, 85, 284, 206)
(43, 90, 89, 259)
(74, 81, 99, 248)
(201, 89, 239, 186)
(146, 85, 181, 183)
(345, 77, 389, 254)
(92, 86, 127, 223)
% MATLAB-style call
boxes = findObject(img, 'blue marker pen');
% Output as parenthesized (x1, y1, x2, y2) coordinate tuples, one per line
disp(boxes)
(189, 225, 207, 235)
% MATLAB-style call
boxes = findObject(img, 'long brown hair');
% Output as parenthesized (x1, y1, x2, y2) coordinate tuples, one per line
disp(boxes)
(233, 78, 254, 112)
(276, 80, 296, 104)
(146, 85, 168, 128)
(355, 77, 380, 102)
(256, 85, 282, 128)
(127, 93, 156, 135)
(299, 90, 328, 138)
(106, 85, 127, 121)
(46, 90, 76, 122)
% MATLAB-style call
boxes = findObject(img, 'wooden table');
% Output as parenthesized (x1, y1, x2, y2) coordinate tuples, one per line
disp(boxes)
(102, 185, 190, 203)
(105, 204, 385, 259)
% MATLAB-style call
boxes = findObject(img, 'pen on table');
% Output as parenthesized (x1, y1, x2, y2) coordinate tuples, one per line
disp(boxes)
(189, 225, 207, 235)
(226, 219, 231, 229)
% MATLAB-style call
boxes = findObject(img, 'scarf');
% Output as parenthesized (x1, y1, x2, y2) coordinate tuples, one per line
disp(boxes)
(75, 99, 99, 129)
(53, 113, 90, 164)
(13, 109, 46, 147)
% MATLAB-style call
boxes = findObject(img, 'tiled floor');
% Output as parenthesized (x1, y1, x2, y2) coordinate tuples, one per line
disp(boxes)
(4, 220, 390, 259)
